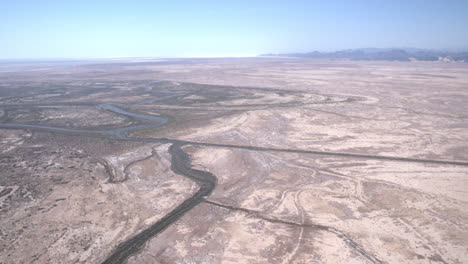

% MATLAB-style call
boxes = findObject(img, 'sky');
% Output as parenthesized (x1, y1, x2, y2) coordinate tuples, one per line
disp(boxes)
(1, 0, 468, 58)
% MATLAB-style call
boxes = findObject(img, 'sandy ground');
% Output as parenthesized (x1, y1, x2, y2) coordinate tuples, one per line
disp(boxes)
(0, 131, 197, 263)
(179, 147, 466, 263)
(125, 59, 468, 263)
(0, 58, 467, 263)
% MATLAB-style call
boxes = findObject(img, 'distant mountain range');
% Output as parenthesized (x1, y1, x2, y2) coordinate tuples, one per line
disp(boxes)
(260, 48, 468, 62)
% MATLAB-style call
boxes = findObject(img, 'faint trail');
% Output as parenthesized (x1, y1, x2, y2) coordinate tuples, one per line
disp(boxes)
(306, 107, 386, 121)
(204, 199, 382, 264)
(281, 190, 305, 264)
(382, 105, 468, 120)
(1, 100, 466, 264)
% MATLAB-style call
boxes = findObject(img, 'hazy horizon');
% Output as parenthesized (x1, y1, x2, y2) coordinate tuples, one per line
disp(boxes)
(2, 0, 468, 59)
(2, 3, 468, 263)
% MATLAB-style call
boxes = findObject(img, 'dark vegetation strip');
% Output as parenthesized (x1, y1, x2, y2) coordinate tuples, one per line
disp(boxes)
(101, 143, 217, 264)
(136, 137, 468, 167)
(197, 141, 468, 167)
(1, 102, 466, 167)
(97, 158, 117, 183)
(1, 100, 464, 264)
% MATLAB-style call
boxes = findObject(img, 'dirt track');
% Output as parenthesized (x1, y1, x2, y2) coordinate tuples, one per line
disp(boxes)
(1, 99, 466, 264)
(1, 59, 468, 264)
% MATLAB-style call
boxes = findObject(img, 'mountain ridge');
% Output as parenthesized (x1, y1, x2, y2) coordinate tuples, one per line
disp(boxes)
(260, 48, 468, 62)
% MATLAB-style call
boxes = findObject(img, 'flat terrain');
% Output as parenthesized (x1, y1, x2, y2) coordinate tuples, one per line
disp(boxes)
(0, 58, 467, 264)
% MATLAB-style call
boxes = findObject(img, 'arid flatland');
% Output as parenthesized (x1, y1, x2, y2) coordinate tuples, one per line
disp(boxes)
(0, 58, 467, 264)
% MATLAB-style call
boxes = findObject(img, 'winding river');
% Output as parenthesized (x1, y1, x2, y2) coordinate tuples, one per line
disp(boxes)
(1, 100, 467, 264)
(0, 102, 217, 264)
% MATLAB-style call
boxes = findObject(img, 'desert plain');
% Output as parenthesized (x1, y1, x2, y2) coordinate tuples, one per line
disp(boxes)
(0, 58, 467, 264)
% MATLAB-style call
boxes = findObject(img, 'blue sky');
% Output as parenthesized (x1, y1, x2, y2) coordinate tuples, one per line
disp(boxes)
(1, 0, 468, 58)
